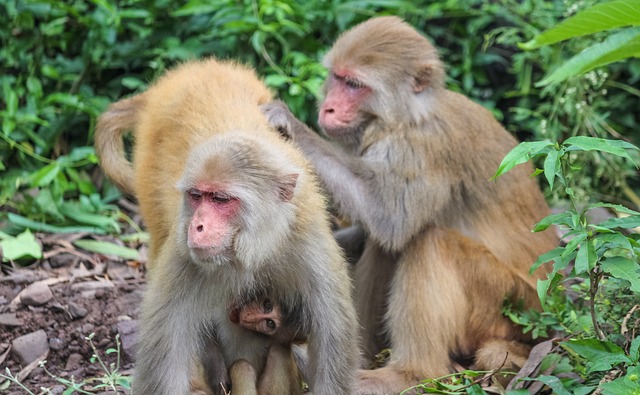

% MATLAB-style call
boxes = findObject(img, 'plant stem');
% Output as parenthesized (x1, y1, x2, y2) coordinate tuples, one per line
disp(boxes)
(589, 268, 606, 341)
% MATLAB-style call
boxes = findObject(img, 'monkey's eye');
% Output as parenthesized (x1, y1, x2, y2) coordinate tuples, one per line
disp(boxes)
(263, 299, 273, 313)
(345, 77, 364, 90)
(188, 189, 203, 201)
(210, 193, 232, 204)
(266, 319, 276, 330)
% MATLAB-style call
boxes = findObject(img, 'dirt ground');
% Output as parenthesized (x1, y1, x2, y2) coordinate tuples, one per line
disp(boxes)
(0, 229, 145, 394)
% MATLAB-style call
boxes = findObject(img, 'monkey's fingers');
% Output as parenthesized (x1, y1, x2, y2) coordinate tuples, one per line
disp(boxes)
(260, 100, 294, 138)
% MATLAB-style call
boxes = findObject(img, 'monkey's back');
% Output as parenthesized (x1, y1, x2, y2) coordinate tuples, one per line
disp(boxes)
(131, 59, 319, 262)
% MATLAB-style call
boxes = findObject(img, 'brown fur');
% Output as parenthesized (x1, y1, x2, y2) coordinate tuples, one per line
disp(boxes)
(262, 16, 558, 394)
(94, 58, 357, 395)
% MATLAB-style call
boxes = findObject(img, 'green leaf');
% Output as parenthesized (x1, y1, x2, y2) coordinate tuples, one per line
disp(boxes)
(543, 147, 561, 189)
(520, 1, 640, 49)
(537, 27, 640, 86)
(589, 202, 640, 216)
(533, 211, 574, 232)
(73, 239, 139, 260)
(564, 136, 639, 164)
(575, 238, 597, 274)
(59, 203, 120, 233)
(598, 215, 640, 230)
(29, 163, 61, 187)
(531, 246, 564, 273)
(562, 339, 631, 373)
(0, 229, 43, 261)
(596, 232, 633, 253)
(630, 336, 640, 362)
(7, 213, 107, 234)
(492, 140, 553, 180)
(600, 256, 640, 292)
(528, 375, 572, 395)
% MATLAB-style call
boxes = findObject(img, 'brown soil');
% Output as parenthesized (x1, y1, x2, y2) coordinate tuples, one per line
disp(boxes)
(1, 230, 145, 395)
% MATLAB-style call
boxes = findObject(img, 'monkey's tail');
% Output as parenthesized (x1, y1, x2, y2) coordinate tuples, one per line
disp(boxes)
(94, 95, 144, 196)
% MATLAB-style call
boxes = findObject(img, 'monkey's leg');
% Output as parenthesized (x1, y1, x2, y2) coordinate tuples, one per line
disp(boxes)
(356, 228, 536, 394)
(257, 344, 302, 395)
(229, 360, 258, 395)
(353, 241, 396, 364)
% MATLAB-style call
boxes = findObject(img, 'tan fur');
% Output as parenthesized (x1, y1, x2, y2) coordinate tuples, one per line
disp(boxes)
(94, 58, 358, 395)
(262, 16, 559, 395)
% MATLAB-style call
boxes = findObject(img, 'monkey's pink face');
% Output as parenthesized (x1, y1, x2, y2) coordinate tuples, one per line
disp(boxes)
(186, 185, 241, 261)
(319, 70, 371, 136)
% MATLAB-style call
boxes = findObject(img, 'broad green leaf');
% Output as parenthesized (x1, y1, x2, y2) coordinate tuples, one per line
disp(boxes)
(600, 256, 640, 292)
(564, 136, 639, 164)
(537, 272, 563, 306)
(0, 229, 42, 261)
(631, 336, 640, 362)
(562, 233, 588, 261)
(562, 339, 631, 373)
(492, 141, 553, 180)
(521, 1, 640, 49)
(528, 375, 572, 395)
(599, 215, 640, 229)
(73, 239, 139, 260)
(531, 246, 564, 273)
(8, 213, 107, 234)
(589, 202, 640, 216)
(29, 163, 61, 187)
(543, 147, 561, 189)
(596, 232, 633, 253)
(575, 238, 597, 274)
(537, 28, 640, 86)
(59, 203, 120, 233)
(533, 211, 574, 232)
(600, 375, 640, 395)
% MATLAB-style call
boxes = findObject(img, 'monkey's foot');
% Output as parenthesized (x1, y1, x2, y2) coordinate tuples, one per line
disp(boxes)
(355, 366, 420, 395)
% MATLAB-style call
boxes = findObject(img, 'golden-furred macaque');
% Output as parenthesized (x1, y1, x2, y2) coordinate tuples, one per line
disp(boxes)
(262, 16, 559, 394)
(94, 58, 357, 395)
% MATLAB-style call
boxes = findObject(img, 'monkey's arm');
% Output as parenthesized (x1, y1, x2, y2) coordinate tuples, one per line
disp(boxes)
(262, 101, 453, 251)
(133, 262, 212, 395)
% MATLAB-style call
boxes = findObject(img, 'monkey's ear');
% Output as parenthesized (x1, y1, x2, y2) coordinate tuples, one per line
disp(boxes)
(277, 173, 299, 202)
(413, 65, 433, 93)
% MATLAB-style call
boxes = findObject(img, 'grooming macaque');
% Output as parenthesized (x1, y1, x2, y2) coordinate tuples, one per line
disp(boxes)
(94, 58, 357, 395)
(262, 16, 558, 394)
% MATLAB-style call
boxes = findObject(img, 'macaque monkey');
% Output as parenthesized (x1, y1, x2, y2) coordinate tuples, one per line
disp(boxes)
(229, 294, 307, 344)
(94, 58, 358, 395)
(262, 16, 559, 394)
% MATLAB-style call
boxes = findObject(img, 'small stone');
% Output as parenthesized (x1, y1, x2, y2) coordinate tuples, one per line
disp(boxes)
(12, 330, 49, 365)
(0, 313, 23, 327)
(19, 282, 53, 306)
(68, 302, 88, 319)
(116, 319, 138, 361)
(49, 337, 65, 351)
(64, 353, 83, 370)
(81, 323, 95, 334)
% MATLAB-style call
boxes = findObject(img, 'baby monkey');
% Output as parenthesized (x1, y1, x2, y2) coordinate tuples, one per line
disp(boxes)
(229, 295, 306, 345)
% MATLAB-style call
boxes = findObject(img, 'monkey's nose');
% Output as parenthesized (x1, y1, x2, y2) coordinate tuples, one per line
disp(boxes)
(197, 225, 204, 232)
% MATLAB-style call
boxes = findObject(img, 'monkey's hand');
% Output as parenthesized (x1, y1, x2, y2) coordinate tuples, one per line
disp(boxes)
(261, 100, 297, 139)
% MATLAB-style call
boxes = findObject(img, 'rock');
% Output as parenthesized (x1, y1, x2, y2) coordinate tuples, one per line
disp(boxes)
(64, 353, 83, 370)
(0, 313, 23, 326)
(116, 319, 138, 361)
(71, 280, 114, 292)
(12, 330, 49, 365)
(19, 282, 53, 306)
(81, 323, 95, 334)
(48, 337, 65, 351)
(68, 302, 88, 319)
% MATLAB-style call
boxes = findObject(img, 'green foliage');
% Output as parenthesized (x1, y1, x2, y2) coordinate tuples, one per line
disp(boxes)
(521, 0, 640, 86)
